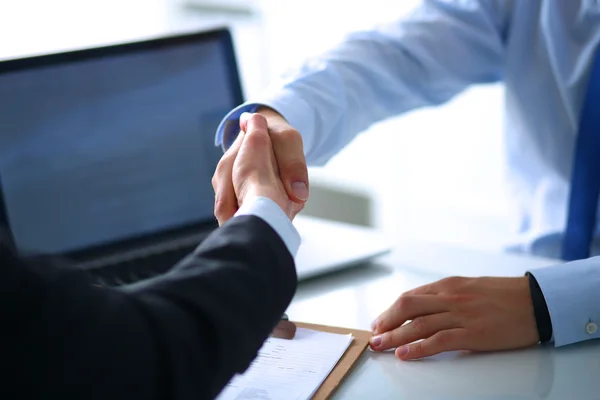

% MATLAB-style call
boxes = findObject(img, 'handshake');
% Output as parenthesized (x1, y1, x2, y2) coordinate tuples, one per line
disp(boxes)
(211, 111, 309, 340)
(211, 111, 543, 360)
(211, 110, 309, 224)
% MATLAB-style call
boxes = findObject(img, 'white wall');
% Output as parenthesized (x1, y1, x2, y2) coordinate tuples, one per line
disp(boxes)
(0, 0, 513, 251)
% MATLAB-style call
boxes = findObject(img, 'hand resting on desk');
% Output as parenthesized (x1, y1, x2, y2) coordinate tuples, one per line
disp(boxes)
(370, 253, 600, 359)
(369, 276, 539, 360)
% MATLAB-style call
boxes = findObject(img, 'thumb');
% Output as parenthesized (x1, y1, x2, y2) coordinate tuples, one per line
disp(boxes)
(270, 130, 309, 203)
(235, 113, 273, 179)
(239, 111, 252, 133)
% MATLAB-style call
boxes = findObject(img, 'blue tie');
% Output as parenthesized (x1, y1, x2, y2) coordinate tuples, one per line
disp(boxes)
(562, 50, 600, 261)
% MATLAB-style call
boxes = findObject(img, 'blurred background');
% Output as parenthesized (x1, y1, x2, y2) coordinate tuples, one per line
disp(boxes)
(0, 0, 512, 254)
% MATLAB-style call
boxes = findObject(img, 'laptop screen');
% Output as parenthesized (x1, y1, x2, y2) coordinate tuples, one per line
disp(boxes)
(0, 29, 242, 256)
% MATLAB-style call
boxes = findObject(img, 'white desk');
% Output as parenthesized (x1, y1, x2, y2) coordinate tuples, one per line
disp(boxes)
(288, 241, 600, 399)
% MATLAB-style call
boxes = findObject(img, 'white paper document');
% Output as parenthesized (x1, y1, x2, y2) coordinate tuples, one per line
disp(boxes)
(216, 328, 353, 400)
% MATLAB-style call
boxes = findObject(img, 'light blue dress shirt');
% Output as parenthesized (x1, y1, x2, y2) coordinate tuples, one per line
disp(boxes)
(217, 0, 600, 347)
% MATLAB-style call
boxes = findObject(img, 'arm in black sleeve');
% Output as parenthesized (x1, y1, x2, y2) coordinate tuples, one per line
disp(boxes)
(526, 272, 553, 343)
(2, 215, 297, 400)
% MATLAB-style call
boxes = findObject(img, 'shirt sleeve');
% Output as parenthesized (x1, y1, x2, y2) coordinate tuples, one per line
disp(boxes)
(527, 256, 600, 347)
(234, 196, 301, 258)
(215, 0, 512, 165)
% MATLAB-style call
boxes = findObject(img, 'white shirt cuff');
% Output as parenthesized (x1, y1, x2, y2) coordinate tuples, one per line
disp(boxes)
(234, 196, 301, 258)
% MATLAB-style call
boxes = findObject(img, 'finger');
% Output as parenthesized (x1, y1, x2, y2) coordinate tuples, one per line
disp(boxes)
(237, 114, 273, 169)
(270, 128, 309, 203)
(395, 328, 466, 360)
(242, 113, 270, 142)
(239, 111, 252, 132)
(371, 294, 449, 334)
(271, 320, 297, 340)
(370, 312, 457, 352)
(213, 131, 244, 225)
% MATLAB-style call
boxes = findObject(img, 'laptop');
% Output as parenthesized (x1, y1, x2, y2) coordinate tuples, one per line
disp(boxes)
(184, 0, 257, 13)
(0, 28, 390, 285)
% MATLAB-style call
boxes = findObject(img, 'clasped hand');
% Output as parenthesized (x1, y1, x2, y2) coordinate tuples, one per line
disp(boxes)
(211, 109, 309, 225)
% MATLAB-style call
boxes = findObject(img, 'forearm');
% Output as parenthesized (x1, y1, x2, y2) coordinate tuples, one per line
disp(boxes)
(121, 214, 297, 398)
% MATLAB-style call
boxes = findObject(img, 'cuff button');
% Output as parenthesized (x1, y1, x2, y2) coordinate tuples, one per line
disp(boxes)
(586, 321, 598, 335)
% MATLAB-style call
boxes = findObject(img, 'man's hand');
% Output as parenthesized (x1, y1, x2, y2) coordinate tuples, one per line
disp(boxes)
(212, 108, 309, 225)
(213, 113, 302, 221)
(369, 276, 539, 360)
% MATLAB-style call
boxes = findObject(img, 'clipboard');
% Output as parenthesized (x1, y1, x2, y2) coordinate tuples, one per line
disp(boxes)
(294, 322, 372, 400)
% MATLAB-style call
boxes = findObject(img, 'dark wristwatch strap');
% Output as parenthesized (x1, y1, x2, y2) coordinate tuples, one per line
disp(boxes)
(526, 272, 553, 343)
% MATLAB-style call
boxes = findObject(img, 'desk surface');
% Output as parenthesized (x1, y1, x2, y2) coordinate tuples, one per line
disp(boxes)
(288, 241, 600, 399)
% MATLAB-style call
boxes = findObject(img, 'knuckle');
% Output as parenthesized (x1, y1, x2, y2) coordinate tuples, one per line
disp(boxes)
(272, 126, 303, 147)
(435, 330, 457, 348)
(379, 332, 392, 348)
(441, 276, 463, 291)
(396, 295, 413, 310)
(410, 317, 428, 334)
(374, 313, 390, 331)
(448, 293, 473, 305)
(213, 197, 231, 220)
(214, 157, 232, 178)
(284, 127, 303, 142)
(248, 113, 267, 126)
(245, 129, 271, 149)
(411, 341, 424, 356)
(442, 276, 460, 285)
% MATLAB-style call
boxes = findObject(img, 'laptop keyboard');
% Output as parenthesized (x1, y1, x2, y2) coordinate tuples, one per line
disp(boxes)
(84, 243, 200, 288)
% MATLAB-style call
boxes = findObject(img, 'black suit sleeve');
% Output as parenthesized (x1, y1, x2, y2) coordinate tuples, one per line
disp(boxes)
(2, 216, 297, 400)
